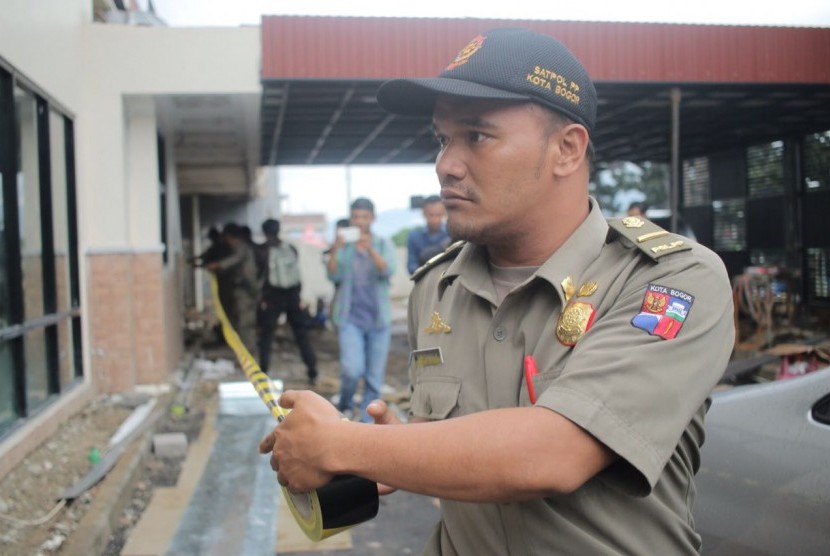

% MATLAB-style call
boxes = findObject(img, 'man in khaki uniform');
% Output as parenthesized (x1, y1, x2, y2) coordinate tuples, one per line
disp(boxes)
(208, 223, 260, 354)
(261, 28, 734, 554)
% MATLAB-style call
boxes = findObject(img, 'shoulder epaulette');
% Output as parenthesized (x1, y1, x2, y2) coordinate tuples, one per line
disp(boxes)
(410, 240, 466, 282)
(607, 216, 692, 261)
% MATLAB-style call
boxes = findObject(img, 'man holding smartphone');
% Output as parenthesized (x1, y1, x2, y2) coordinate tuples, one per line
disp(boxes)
(325, 197, 397, 422)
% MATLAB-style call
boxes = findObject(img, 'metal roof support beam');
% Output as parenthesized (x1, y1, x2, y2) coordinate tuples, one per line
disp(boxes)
(266, 84, 290, 167)
(306, 85, 356, 164)
(342, 114, 395, 165)
(670, 87, 682, 233)
(378, 124, 434, 164)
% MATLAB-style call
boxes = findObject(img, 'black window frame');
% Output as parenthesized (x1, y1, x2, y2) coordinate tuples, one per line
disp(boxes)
(0, 60, 83, 435)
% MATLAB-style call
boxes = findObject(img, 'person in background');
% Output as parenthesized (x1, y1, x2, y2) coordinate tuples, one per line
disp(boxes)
(407, 194, 452, 274)
(627, 201, 649, 217)
(261, 27, 734, 554)
(207, 223, 260, 353)
(191, 226, 234, 344)
(325, 198, 396, 422)
(257, 218, 319, 386)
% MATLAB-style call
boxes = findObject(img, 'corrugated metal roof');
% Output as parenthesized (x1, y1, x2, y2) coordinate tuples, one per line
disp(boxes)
(259, 16, 830, 166)
(262, 16, 830, 84)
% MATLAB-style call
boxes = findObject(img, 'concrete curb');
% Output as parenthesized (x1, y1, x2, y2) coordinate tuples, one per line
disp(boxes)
(61, 395, 171, 556)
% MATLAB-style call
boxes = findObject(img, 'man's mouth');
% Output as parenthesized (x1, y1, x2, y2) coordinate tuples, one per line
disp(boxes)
(440, 189, 470, 203)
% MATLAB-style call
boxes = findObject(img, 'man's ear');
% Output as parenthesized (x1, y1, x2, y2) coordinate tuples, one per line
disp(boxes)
(552, 124, 590, 178)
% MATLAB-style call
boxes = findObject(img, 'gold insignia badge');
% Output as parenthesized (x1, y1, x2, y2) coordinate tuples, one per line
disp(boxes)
(622, 216, 645, 228)
(424, 311, 452, 334)
(446, 34, 485, 71)
(650, 240, 684, 254)
(561, 276, 576, 302)
(556, 302, 596, 346)
(577, 281, 598, 297)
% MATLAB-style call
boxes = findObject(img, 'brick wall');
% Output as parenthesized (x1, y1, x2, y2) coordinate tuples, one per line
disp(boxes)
(88, 253, 135, 393)
(88, 251, 182, 393)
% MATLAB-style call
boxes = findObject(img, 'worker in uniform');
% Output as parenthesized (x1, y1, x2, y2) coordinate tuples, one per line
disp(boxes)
(261, 27, 734, 554)
(208, 223, 260, 354)
(257, 218, 319, 385)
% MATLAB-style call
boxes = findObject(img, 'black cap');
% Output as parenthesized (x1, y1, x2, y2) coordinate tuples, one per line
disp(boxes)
(377, 28, 597, 135)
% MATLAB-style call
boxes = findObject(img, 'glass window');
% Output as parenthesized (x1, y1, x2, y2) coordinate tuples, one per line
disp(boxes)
(15, 86, 44, 322)
(57, 317, 76, 391)
(24, 327, 49, 410)
(804, 130, 830, 191)
(0, 341, 15, 429)
(50, 111, 71, 313)
(747, 141, 784, 198)
(683, 157, 710, 207)
(0, 153, 7, 330)
(713, 199, 746, 252)
(806, 248, 830, 302)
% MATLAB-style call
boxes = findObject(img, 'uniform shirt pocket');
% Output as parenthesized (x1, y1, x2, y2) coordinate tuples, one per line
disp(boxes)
(410, 376, 461, 420)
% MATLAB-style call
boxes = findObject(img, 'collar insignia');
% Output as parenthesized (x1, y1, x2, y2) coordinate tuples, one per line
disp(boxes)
(561, 276, 576, 302)
(425, 311, 452, 334)
(578, 281, 598, 297)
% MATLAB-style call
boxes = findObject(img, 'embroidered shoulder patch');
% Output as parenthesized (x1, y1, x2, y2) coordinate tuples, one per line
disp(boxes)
(631, 283, 694, 340)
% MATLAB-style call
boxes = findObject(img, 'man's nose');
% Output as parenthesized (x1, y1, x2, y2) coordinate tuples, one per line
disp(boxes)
(435, 145, 467, 183)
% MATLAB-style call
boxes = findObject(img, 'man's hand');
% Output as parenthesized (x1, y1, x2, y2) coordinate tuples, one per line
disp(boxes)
(355, 231, 372, 252)
(365, 400, 401, 496)
(258, 390, 341, 493)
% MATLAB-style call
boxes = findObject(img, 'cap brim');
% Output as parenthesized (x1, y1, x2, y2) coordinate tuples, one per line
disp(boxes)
(377, 77, 530, 116)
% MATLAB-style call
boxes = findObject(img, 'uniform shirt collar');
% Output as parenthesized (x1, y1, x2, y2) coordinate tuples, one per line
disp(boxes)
(439, 197, 609, 306)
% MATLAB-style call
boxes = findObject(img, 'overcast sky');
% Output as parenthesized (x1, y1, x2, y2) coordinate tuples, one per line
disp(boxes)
(148, 0, 830, 229)
(151, 0, 830, 27)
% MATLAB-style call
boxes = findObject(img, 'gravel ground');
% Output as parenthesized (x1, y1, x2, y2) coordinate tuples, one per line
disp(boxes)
(0, 319, 413, 556)
(0, 398, 135, 555)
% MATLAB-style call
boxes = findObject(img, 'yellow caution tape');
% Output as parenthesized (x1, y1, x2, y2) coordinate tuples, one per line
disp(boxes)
(209, 275, 378, 541)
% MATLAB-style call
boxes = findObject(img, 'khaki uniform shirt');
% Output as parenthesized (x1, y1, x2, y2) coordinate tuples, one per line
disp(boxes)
(407, 200, 734, 555)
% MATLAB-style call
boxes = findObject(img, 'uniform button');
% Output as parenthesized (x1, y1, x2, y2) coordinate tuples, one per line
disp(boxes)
(493, 327, 506, 341)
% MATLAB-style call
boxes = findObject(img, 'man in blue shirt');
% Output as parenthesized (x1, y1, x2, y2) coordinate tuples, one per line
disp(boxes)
(406, 195, 451, 274)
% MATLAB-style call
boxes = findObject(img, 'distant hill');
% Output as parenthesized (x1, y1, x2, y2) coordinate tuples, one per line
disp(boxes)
(374, 207, 424, 239)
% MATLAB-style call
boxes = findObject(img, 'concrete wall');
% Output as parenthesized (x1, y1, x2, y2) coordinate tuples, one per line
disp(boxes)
(0, 0, 259, 472)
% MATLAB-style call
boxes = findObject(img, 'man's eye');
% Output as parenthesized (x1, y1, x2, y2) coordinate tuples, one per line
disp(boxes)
(434, 135, 448, 147)
(468, 131, 487, 143)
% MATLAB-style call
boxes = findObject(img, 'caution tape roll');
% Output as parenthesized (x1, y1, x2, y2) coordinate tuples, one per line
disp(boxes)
(209, 276, 379, 541)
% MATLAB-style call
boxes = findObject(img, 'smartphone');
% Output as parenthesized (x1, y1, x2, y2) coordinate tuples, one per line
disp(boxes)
(338, 226, 361, 243)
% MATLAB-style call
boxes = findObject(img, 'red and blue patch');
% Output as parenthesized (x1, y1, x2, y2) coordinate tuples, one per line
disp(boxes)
(631, 283, 694, 340)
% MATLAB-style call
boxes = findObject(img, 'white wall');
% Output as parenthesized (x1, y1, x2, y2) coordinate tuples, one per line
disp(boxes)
(0, 0, 262, 389)
(125, 96, 160, 249)
(0, 0, 88, 113)
(80, 24, 261, 249)
(1, 0, 260, 252)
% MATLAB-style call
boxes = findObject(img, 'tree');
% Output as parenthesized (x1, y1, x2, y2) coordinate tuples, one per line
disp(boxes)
(590, 161, 669, 214)
(392, 227, 413, 248)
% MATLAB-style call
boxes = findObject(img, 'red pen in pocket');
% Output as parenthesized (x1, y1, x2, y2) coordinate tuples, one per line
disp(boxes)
(524, 355, 539, 404)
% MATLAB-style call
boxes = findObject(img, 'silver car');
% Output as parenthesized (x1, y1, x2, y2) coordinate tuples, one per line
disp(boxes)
(696, 366, 830, 555)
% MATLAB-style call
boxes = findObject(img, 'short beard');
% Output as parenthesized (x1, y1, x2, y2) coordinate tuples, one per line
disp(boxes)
(447, 217, 513, 247)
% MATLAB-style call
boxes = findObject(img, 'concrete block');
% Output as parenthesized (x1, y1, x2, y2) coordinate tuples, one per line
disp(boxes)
(153, 432, 188, 459)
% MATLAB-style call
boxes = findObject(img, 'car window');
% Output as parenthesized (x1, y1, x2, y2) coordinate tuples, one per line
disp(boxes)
(812, 393, 830, 425)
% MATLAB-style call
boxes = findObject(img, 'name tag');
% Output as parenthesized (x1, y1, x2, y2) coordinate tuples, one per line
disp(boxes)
(411, 347, 443, 367)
